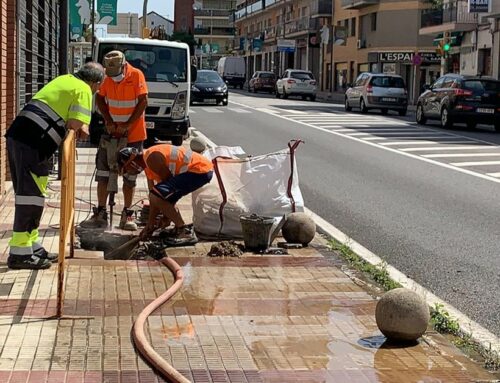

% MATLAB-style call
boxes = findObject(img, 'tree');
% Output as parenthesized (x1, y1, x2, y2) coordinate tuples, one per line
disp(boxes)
(169, 32, 197, 55)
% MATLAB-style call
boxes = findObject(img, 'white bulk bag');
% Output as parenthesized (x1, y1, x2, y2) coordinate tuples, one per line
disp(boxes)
(192, 141, 304, 239)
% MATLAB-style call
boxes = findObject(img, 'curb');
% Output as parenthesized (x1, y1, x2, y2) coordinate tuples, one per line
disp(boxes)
(190, 126, 500, 359)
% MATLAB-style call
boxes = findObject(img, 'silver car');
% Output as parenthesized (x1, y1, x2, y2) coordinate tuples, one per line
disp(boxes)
(345, 73, 408, 116)
(276, 69, 317, 101)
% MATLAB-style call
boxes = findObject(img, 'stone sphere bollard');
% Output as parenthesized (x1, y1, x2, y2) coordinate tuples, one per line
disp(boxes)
(190, 137, 207, 153)
(281, 212, 316, 246)
(375, 288, 430, 342)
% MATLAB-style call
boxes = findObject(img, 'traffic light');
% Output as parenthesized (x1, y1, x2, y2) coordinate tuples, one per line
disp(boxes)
(443, 31, 451, 53)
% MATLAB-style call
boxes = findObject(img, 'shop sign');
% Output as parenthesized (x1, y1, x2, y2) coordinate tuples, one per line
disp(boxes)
(253, 38, 262, 52)
(277, 39, 296, 53)
(379, 51, 440, 64)
(468, 0, 491, 13)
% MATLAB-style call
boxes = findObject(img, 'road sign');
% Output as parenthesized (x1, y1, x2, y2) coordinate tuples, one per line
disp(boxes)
(468, 0, 491, 13)
(277, 39, 296, 53)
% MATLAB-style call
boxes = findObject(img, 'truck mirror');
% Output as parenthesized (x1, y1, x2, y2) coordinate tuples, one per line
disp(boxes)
(191, 65, 197, 82)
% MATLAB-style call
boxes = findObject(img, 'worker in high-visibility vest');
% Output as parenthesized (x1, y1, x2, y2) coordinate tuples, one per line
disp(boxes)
(117, 144, 213, 244)
(5, 62, 105, 270)
(80, 50, 148, 231)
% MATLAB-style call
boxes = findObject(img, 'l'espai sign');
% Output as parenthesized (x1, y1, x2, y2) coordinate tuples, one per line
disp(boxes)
(378, 51, 440, 63)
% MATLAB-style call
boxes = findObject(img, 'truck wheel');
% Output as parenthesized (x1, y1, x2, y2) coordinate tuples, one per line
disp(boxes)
(171, 136, 183, 146)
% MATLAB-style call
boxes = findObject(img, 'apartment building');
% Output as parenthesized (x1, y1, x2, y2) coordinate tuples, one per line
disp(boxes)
(0, 0, 61, 198)
(419, 0, 500, 80)
(107, 13, 140, 37)
(233, 0, 332, 84)
(193, 1, 237, 69)
(330, 0, 437, 103)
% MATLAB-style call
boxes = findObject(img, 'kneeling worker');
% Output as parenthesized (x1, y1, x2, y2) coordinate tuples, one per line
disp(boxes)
(117, 144, 213, 242)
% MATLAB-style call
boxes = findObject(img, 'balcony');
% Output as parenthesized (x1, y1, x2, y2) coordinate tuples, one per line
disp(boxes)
(310, 0, 332, 18)
(341, 0, 378, 10)
(194, 27, 236, 37)
(420, 1, 478, 35)
(193, 9, 232, 18)
(284, 17, 320, 38)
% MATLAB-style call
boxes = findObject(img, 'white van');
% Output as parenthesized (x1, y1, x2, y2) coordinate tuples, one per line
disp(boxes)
(92, 37, 196, 146)
(217, 56, 245, 89)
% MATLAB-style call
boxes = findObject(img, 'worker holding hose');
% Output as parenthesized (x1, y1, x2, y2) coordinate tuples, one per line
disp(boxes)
(117, 144, 213, 244)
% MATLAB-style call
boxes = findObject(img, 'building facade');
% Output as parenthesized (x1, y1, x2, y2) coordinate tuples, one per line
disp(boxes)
(174, 0, 195, 34)
(233, 0, 332, 86)
(419, 0, 500, 80)
(329, 0, 437, 103)
(139, 11, 174, 37)
(107, 12, 140, 37)
(193, 1, 237, 69)
(0, 0, 61, 198)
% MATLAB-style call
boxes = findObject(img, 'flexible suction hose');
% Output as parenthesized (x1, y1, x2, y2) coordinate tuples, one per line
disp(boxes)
(132, 257, 190, 383)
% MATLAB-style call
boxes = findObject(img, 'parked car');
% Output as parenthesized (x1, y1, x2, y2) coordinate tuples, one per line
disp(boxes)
(249, 71, 277, 93)
(190, 70, 228, 106)
(416, 74, 500, 131)
(345, 73, 408, 116)
(275, 69, 317, 101)
(217, 56, 245, 89)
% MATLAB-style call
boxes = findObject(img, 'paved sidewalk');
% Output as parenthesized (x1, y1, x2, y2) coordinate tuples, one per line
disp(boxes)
(0, 139, 497, 382)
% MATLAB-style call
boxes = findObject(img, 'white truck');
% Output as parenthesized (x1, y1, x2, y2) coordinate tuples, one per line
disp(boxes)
(217, 56, 245, 89)
(91, 37, 196, 146)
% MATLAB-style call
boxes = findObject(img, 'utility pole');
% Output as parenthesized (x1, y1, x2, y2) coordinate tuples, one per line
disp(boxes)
(142, 0, 148, 37)
(91, 0, 96, 52)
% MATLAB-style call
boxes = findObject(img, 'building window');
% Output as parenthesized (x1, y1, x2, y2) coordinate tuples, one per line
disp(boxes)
(350, 17, 356, 37)
(371, 13, 377, 31)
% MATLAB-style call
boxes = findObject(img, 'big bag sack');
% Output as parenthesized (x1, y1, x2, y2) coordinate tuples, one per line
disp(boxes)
(192, 140, 304, 239)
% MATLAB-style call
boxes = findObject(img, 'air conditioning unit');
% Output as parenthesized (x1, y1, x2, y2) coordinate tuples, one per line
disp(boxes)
(357, 39, 366, 49)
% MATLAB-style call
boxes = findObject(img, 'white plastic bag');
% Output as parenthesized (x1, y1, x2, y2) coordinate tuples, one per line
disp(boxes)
(192, 141, 304, 239)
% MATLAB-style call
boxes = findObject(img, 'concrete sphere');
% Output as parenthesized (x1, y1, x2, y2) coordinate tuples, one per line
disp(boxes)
(190, 137, 207, 153)
(375, 288, 430, 342)
(282, 212, 316, 246)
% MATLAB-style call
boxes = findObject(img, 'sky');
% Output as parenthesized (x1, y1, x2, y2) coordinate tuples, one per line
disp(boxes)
(117, 0, 175, 20)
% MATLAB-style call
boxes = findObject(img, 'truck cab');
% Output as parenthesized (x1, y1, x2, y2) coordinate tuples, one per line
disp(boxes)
(91, 37, 195, 146)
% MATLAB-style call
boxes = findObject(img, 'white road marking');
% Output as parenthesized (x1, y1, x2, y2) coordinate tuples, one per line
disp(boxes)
(228, 107, 251, 113)
(450, 161, 500, 167)
(486, 172, 500, 177)
(401, 145, 497, 152)
(423, 153, 500, 158)
(256, 108, 280, 114)
(228, 99, 500, 185)
(380, 140, 472, 146)
(364, 135, 454, 141)
(201, 108, 223, 113)
(189, 109, 196, 113)
(281, 109, 307, 114)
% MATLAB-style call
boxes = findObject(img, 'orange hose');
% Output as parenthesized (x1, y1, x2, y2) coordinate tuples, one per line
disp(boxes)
(132, 257, 190, 383)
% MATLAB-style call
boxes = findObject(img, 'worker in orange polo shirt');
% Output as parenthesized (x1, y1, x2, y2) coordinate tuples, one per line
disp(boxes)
(81, 50, 148, 230)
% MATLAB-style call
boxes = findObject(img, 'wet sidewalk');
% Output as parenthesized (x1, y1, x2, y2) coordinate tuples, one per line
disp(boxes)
(0, 139, 497, 382)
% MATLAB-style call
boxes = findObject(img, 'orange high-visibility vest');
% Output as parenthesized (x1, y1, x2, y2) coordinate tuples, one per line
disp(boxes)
(99, 63, 148, 143)
(143, 144, 213, 182)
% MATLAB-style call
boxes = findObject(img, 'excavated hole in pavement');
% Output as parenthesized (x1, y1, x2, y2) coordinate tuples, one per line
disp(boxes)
(76, 227, 137, 260)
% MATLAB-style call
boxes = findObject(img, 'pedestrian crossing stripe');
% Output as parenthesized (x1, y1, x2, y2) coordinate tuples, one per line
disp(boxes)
(401, 146, 498, 152)
(423, 153, 500, 158)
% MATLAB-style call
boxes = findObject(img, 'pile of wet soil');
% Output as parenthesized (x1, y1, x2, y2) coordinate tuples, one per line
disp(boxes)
(207, 241, 244, 257)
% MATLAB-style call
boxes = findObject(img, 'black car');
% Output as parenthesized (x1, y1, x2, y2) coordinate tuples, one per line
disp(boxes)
(190, 70, 228, 106)
(416, 74, 500, 131)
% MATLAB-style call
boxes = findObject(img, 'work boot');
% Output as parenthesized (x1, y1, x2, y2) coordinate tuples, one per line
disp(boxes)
(34, 247, 58, 263)
(119, 209, 138, 231)
(79, 207, 108, 229)
(7, 254, 52, 270)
